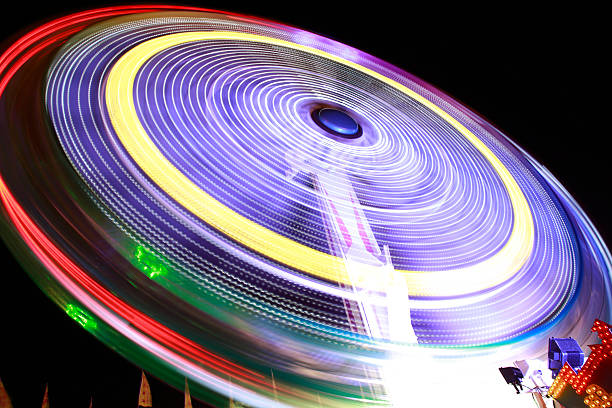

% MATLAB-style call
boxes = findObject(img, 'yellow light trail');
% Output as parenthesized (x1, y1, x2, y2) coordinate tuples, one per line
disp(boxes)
(105, 31, 534, 296)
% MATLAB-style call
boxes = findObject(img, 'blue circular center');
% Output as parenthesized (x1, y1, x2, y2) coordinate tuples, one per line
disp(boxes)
(316, 108, 360, 137)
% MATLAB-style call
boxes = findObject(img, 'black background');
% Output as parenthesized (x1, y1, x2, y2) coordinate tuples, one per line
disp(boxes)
(0, 2, 605, 407)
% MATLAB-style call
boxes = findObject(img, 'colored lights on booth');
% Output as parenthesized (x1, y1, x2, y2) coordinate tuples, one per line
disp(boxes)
(549, 320, 612, 400)
(585, 384, 611, 408)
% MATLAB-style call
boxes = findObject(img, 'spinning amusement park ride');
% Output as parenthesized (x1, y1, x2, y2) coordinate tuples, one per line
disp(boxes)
(0, 5, 610, 408)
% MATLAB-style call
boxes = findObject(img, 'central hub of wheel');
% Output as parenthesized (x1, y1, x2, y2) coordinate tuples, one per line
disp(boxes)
(312, 108, 362, 139)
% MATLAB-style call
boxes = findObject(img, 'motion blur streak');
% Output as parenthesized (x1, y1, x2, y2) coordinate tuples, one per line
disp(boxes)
(1, 5, 611, 408)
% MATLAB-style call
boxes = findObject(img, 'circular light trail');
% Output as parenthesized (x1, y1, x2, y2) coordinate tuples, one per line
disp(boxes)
(103, 29, 534, 296)
(0, 6, 610, 408)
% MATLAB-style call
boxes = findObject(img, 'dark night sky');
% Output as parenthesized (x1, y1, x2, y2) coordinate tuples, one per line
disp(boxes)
(0, 2, 605, 407)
